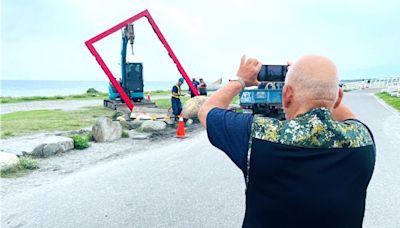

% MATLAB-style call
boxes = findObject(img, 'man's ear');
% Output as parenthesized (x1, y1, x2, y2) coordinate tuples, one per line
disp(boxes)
(333, 88, 343, 109)
(283, 85, 293, 108)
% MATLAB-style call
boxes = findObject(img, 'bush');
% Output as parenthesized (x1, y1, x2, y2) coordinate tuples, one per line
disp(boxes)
(1, 157, 39, 178)
(71, 94, 86, 98)
(121, 130, 129, 138)
(18, 157, 39, 170)
(71, 135, 90, 149)
(2, 131, 14, 137)
(84, 132, 94, 141)
(112, 111, 125, 120)
(87, 88, 99, 94)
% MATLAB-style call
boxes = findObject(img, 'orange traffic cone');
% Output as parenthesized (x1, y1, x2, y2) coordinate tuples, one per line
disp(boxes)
(176, 115, 186, 138)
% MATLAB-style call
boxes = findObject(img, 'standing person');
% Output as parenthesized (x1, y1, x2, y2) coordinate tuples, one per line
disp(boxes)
(198, 78, 207, 96)
(189, 78, 200, 98)
(198, 55, 375, 228)
(171, 78, 185, 120)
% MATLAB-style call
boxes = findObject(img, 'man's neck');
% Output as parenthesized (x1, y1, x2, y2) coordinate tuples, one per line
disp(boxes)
(294, 102, 333, 118)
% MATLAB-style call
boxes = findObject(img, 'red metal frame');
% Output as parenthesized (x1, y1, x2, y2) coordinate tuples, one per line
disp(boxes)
(85, 9, 199, 111)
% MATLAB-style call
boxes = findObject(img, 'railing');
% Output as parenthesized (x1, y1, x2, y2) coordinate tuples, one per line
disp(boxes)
(342, 77, 400, 97)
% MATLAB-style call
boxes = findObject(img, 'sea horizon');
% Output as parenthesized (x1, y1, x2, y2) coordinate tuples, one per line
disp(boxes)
(0, 79, 183, 97)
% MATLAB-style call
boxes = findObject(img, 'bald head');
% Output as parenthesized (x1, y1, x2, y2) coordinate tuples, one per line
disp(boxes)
(285, 55, 339, 102)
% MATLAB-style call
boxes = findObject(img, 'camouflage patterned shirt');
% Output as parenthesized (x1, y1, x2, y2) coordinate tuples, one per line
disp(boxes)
(251, 107, 374, 148)
(206, 107, 374, 173)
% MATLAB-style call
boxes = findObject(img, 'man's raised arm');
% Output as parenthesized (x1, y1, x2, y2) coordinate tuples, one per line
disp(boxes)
(198, 55, 262, 128)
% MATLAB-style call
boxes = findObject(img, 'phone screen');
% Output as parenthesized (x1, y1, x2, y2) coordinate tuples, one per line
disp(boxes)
(257, 65, 288, 81)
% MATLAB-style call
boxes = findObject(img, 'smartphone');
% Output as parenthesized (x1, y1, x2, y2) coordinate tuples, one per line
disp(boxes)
(257, 65, 288, 82)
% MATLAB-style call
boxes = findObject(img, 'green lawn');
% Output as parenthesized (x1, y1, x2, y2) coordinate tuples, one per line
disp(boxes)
(145, 90, 170, 96)
(0, 106, 114, 138)
(155, 96, 190, 109)
(0, 93, 224, 138)
(376, 92, 400, 111)
(0, 90, 171, 104)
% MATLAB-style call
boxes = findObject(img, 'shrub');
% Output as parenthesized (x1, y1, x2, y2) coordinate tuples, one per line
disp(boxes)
(121, 130, 129, 138)
(2, 131, 14, 137)
(84, 132, 94, 141)
(1, 157, 39, 178)
(18, 157, 39, 170)
(112, 111, 125, 120)
(71, 135, 90, 149)
(86, 88, 99, 94)
(71, 94, 86, 98)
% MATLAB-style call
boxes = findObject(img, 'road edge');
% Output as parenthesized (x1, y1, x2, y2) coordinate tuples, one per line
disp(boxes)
(372, 94, 400, 116)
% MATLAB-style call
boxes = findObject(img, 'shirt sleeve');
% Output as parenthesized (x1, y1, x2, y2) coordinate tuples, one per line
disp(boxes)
(171, 86, 178, 93)
(206, 107, 253, 172)
(344, 118, 376, 145)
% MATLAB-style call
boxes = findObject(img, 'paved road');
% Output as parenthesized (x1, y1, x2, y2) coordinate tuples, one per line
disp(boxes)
(1, 89, 399, 227)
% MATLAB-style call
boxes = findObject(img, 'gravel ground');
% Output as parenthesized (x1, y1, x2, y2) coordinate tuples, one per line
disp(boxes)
(0, 122, 202, 197)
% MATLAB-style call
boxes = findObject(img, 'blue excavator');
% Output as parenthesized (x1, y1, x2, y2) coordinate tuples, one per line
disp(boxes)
(104, 24, 155, 109)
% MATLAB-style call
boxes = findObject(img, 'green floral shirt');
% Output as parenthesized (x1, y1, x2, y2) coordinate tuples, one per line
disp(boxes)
(251, 108, 374, 148)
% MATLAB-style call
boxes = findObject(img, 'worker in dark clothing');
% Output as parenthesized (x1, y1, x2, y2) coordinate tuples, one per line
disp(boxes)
(189, 78, 200, 98)
(171, 78, 185, 120)
(198, 78, 207, 96)
(198, 55, 375, 228)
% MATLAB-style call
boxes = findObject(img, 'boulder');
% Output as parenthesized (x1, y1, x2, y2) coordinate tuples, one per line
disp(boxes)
(164, 118, 175, 125)
(92, 117, 122, 142)
(1, 135, 74, 157)
(31, 136, 74, 157)
(186, 119, 194, 126)
(181, 96, 208, 119)
(116, 116, 129, 129)
(0, 152, 19, 170)
(128, 130, 152, 140)
(141, 120, 167, 132)
(128, 119, 144, 129)
(116, 116, 126, 122)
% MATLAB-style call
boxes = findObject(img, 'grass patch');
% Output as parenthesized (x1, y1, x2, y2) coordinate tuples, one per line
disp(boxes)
(0, 106, 114, 138)
(155, 96, 190, 109)
(153, 94, 237, 110)
(0, 92, 108, 104)
(376, 92, 400, 111)
(121, 130, 129, 138)
(1, 157, 39, 178)
(71, 135, 90, 149)
(2, 131, 14, 137)
(145, 90, 170, 96)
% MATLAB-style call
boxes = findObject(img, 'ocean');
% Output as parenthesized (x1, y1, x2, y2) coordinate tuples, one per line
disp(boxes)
(0, 80, 186, 97)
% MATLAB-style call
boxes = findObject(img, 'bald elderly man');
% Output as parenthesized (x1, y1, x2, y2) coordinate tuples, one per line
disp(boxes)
(198, 55, 375, 228)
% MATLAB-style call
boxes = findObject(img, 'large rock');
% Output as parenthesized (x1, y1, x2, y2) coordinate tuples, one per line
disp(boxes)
(92, 117, 122, 142)
(181, 96, 208, 119)
(0, 152, 19, 170)
(116, 116, 129, 129)
(141, 120, 167, 132)
(0, 135, 74, 157)
(128, 119, 144, 130)
(128, 130, 152, 139)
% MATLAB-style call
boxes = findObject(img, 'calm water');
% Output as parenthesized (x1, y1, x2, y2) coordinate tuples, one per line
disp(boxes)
(0, 80, 181, 97)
